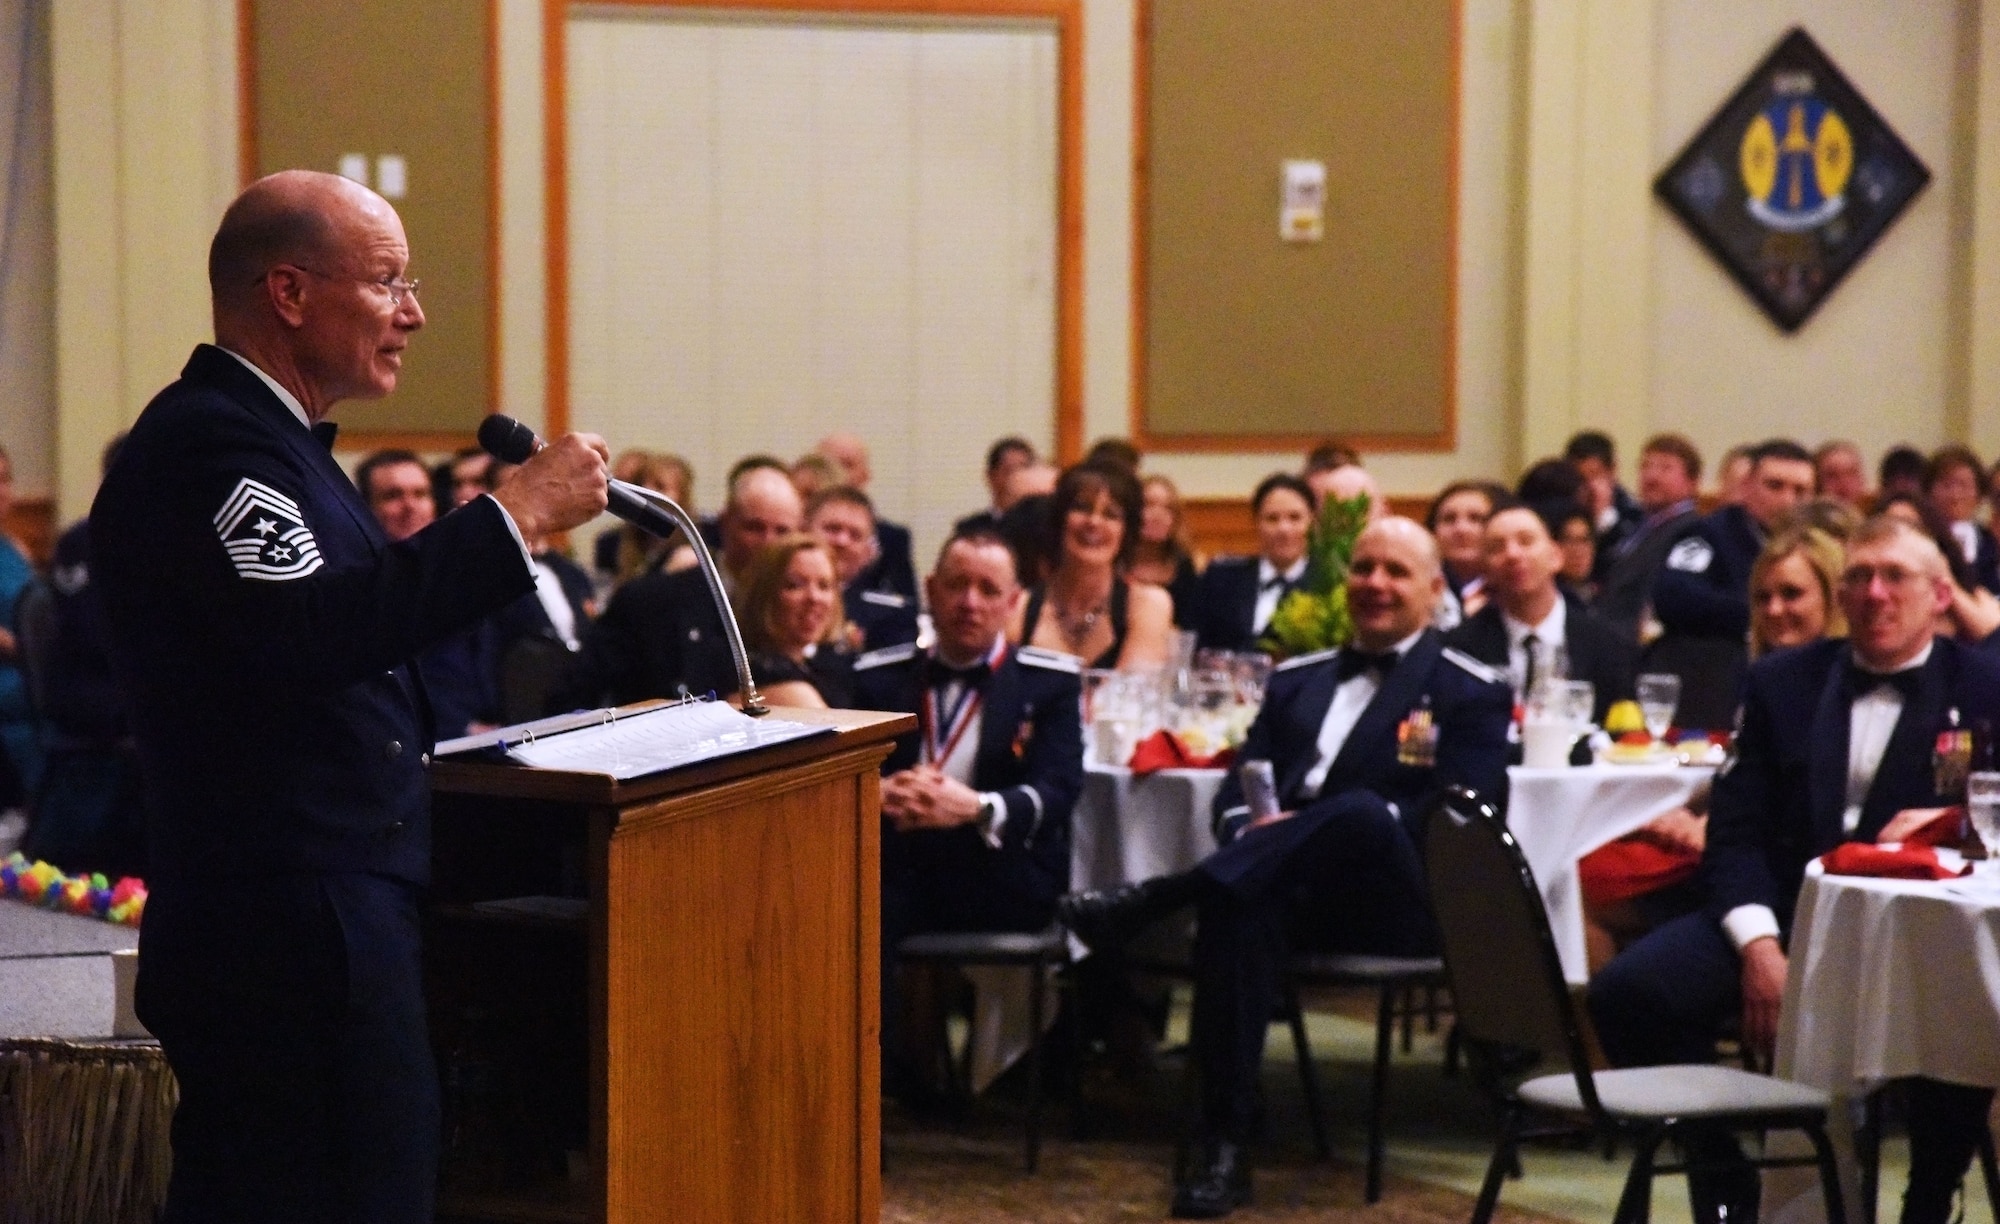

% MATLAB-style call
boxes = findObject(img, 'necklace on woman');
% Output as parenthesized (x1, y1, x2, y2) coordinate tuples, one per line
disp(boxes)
(1053, 597, 1107, 652)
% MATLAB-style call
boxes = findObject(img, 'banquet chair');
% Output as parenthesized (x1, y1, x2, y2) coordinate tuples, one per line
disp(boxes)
(1282, 952, 1448, 1203)
(894, 925, 1074, 1172)
(1855, 1089, 2000, 1224)
(1421, 786, 1846, 1224)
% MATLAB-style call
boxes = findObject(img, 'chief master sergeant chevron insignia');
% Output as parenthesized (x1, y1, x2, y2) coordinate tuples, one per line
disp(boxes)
(213, 477, 325, 582)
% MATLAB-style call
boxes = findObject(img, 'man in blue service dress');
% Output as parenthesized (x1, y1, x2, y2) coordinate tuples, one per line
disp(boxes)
(1062, 517, 1514, 1218)
(1591, 516, 2000, 1224)
(853, 525, 1084, 1096)
(91, 170, 610, 1224)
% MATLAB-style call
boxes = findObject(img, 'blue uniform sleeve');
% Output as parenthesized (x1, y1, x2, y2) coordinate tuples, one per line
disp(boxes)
(1701, 670, 1784, 922)
(1434, 676, 1514, 808)
(997, 672, 1084, 853)
(1651, 523, 1750, 640)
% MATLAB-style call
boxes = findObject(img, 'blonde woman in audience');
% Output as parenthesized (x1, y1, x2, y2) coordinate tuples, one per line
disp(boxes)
(1012, 463, 1173, 670)
(1130, 473, 1203, 627)
(1747, 526, 1847, 657)
(789, 452, 845, 502)
(736, 533, 853, 709)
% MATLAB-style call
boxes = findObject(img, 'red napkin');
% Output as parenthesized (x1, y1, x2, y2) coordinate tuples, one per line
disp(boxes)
(1127, 730, 1238, 775)
(1818, 842, 1970, 880)
(1578, 837, 1701, 906)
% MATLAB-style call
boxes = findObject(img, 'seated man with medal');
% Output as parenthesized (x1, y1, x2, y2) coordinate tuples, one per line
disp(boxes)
(853, 524, 1085, 1101)
(1060, 517, 1513, 1219)
(1588, 515, 2000, 1224)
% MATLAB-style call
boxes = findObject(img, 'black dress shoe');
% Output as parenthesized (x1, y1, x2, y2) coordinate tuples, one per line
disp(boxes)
(1172, 1137, 1252, 1219)
(1057, 874, 1197, 951)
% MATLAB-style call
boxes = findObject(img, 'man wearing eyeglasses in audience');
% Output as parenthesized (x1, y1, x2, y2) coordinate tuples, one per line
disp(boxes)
(1590, 515, 2000, 1224)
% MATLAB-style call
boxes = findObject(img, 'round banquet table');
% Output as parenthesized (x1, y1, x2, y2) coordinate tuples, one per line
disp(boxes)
(1069, 762, 1226, 894)
(1504, 763, 1715, 984)
(1766, 861, 2000, 1224)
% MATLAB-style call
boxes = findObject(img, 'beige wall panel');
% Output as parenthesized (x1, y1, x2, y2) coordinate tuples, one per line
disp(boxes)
(0, 0, 53, 499)
(1648, 1, 1966, 462)
(499, 0, 548, 433)
(565, 11, 1056, 564)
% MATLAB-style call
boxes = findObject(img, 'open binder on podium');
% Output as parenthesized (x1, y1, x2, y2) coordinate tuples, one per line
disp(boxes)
(434, 697, 833, 781)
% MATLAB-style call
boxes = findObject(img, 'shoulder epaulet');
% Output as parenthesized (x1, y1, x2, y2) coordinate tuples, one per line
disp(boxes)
(858, 589, 910, 609)
(1441, 646, 1504, 685)
(1274, 647, 1341, 673)
(1016, 646, 1083, 674)
(853, 642, 919, 671)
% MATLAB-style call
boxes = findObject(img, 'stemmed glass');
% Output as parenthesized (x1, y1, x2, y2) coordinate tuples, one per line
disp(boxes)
(1636, 673, 1681, 741)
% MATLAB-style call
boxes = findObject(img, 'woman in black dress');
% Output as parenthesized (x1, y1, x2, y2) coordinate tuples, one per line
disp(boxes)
(1012, 462, 1173, 670)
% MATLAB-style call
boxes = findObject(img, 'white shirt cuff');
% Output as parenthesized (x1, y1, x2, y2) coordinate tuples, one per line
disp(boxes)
(976, 791, 1006, 848)
(1721, 904, 1781, 952)
(483, 493, 536, 575)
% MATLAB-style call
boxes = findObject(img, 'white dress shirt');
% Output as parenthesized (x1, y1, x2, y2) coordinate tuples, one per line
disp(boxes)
(1252, 557, 1309, 635)
(1722, 641, 1933, 951)
(530, 557, 582, 649)
(1298, 628, 1427, 800)
(1501, 596, 1567, 700)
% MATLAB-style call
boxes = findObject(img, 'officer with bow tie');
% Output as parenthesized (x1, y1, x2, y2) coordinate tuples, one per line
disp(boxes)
(853, 525, 1084, 1097)
(1061, 516, 1512, 1219)
(1590, 515, 2000, 1224)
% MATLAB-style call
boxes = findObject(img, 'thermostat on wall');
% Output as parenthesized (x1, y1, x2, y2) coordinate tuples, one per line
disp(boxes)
(1281, 159, 1325, 243)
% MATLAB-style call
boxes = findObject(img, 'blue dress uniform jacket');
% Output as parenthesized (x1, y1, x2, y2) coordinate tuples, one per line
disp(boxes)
(91, 346, 535, 885)
(554, 565, 734, 711)
(1190, 555, 1265, 653)
(853, 640, 1085, 891)
(1650, 503, 1763, 642)
(844, 584, 921, 652)
(1209, 628, 1514, 839)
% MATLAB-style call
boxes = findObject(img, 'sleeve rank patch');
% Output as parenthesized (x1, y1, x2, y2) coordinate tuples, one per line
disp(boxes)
(859, 589, 910, 608)
(854, 642, 919, 671)
(1666, 537, 1714, 574)
(213, 477, 324, 582)
(1016, 646, 1083, 674)
(1441, 646, 1504, 685)
(1274, 647, 1340, 673)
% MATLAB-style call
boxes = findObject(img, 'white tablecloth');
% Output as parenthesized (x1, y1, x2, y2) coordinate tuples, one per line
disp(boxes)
(1069, 763, 1226, 893)
(1505, 763, 1715, 984)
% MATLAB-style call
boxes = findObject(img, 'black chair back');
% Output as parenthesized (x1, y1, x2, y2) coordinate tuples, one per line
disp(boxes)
(1421, 786, 1601, 1112)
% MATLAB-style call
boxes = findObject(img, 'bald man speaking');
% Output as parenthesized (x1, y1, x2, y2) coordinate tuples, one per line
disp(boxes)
(91, 171, 609, 1221)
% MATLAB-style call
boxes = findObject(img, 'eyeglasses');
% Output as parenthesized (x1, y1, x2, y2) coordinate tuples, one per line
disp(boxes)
(1838, 564, 1930, 590)
(266, 264, 421, 307)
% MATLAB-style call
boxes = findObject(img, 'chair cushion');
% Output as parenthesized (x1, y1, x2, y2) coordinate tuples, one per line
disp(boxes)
(896, 928, 1067, 964)
(1518, 1064, 1831, 1120)
(1288, 953, 1445, 983)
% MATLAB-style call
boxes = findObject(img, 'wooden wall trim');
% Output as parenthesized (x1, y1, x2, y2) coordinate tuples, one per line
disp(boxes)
(542, 0, 1084, 461)
(1128, 0, 1462, 456)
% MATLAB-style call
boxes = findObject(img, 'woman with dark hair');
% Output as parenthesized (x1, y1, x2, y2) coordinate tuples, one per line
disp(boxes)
(1130, 473, 1204, 626)
(1013, 463, 1173, 670)
(1425, 479, 1507, 630)
(736, 533, 854, 709)
(1191, 472, 1316, 652)
(1925, 445, 2000, 594)
(1543, 501, 1600, 603)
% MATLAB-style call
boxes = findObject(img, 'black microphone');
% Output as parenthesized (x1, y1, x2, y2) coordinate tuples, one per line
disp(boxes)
(478, 414, 682, 541)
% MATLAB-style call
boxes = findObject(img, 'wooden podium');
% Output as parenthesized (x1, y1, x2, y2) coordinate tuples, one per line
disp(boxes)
(424, 706, 913, 1224)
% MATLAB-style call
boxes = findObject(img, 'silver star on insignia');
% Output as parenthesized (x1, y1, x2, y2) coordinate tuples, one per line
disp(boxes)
(270, 544, 293, 561)
(252, 517, 278, 537)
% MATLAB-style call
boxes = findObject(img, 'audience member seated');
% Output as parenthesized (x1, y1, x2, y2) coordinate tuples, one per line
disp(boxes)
(1301, 438, 1360, 478)
(1445, 498, 1635, 725)
(1583, 525, 1844, 973)
(1877, 494, 2000, 646)
(441, 446, 491, 512)
(557, 463, 804, 708)
(1594, 433, 1703, 644)
(485, 440, 596, 660)
(1545, 501, 1600, 604)
(1786, 495, 1861, 542)
(1924, 445, 2000, 594)
(1304, 461, 1384, 522)
(1564, 430, 1641, 569)
(22, 434, 145, 879)
(592, 450, 694, 592)
(857, 526, 1083, 1102)
(1424, 479, 1505, 631)
(1061, 518, 1512, 1219)
(736, 533, 852, 709)
(1514, 456, 1586, 508)
(817, 432, 917, 600)
(355, 449, 500, 738)
(995, 460, 1059, 582)
(1131, 474, 1204, 627)
(1190, 474, 1315, 653)
(954, 436, 1038, 535)
(806, 486, 918, 652)
(1589, 516, 1996, 1224)
(1714, 443, 1753, 505)
(789, 451, 844, 502)
(1013, 463, 1172, 671)
(1084, 436, 1141, 476)
(1814, 438, 1870, 509)
(1878, 444, 1927, 503)
(1648, 438, 1814, 729)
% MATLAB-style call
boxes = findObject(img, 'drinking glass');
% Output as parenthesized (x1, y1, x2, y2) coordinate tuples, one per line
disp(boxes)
(1968, 771, 2000, 858)
(1636, 673, 1682, 740)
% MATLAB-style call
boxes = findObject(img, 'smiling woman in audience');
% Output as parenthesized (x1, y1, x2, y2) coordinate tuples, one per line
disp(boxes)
(1425, 480, 1506, 630)
(1748, 525, 1846, 657)
(737, 533, 854, 709)
(1191, 472, 1315, 653)
(1013, 462, 1173, 670)
(1129, 473, 1204, 627)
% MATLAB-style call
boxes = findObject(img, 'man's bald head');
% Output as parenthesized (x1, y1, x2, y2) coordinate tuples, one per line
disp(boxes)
(1345, 516, 1445, 650)
(1358, 516, 1442, 579)
(210, 171, 380, 310)
(1308, 463, 1385, 521)
(722, 465, 806, 575)
(816, 433, 871, 488)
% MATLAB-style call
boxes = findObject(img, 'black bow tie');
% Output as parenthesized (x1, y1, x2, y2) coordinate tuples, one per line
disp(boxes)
(311, 421, 338, 451)
(926, 656, 992, 691)
(1335, 648, 1399, 682)
(1846, 662, 1922, 701)
(1261, 574, 1292, 593)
